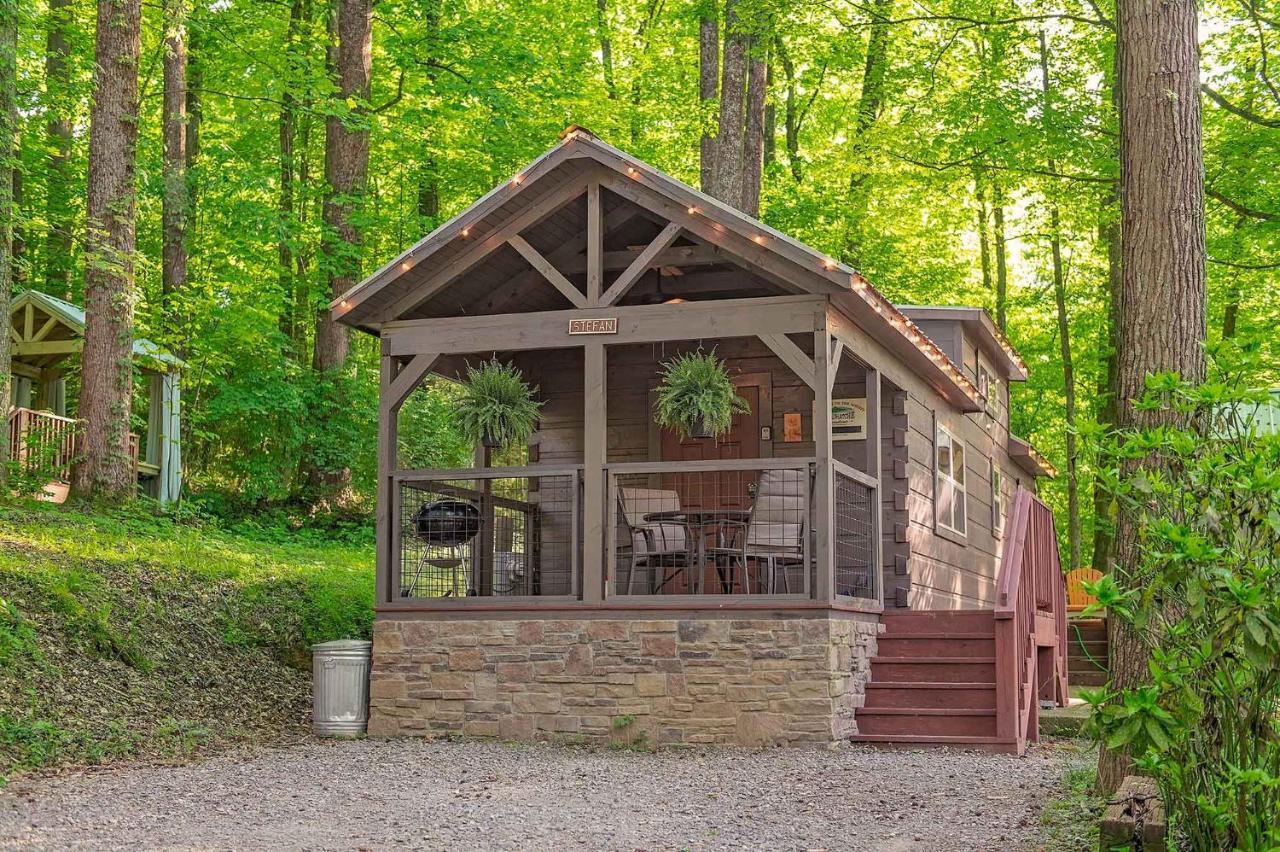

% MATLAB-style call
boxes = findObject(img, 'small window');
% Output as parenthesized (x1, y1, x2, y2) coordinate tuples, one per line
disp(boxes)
(935, 425, 967, 536)
(977, 363, 999, 419)
(992, 462, 1005, 537)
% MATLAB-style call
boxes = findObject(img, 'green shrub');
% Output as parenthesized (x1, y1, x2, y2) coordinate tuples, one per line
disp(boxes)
(1083, 340, 1280, 849)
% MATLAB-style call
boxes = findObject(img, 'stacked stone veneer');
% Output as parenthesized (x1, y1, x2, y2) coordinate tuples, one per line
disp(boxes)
(368, 614, 880, 747)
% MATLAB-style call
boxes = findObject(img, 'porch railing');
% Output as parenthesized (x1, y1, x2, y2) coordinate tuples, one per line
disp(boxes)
(392, 466, 582, 600)
(7, 407, 145, 483)
(832, 459, 881, 602)
(7, 407, 77, 479)
(387, 457, 884, 608)
(605, 458, 816, 600)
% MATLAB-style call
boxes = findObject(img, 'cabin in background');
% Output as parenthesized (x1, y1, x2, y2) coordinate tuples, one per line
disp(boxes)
(7, 289, 183, 504)
(332, 128, 1067, 753)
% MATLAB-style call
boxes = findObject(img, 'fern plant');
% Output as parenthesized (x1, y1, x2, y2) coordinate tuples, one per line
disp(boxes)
(653, 350, 749, 439)
(454, 359, 542, 450)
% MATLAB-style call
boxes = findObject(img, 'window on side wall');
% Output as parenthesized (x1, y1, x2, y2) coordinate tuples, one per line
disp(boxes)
(992, 462, 1005, 537)
(977, 363, 999, 420)
(935, 424, 967, 537)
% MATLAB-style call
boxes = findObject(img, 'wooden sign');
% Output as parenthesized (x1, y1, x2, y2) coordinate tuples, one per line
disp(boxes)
(783, 412, 803, 443)
(568, 317, 617, 335)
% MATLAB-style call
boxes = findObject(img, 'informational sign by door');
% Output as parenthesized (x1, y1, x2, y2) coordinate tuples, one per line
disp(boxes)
(831, 397, 868, 440)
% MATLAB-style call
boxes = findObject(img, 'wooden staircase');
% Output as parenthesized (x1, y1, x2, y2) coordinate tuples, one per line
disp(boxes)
(1067, 617, 1108, 687)
(852, 610, 1007, 749)
(850, 487, 1069, 755)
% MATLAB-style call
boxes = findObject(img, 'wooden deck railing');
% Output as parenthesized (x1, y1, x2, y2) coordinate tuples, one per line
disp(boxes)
(6, 407, 143, 483)
(7, 407, 78, 479)
(993, 486, 1070, 752)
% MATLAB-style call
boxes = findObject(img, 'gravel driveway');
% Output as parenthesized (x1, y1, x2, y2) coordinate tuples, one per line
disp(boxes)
(1, 739, 1079, 851)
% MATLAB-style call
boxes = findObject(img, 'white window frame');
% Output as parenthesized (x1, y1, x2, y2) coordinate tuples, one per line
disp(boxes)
(991, 461, 1005, 537)
(935, 424, 968, 538)
(977, 363, 999, 420)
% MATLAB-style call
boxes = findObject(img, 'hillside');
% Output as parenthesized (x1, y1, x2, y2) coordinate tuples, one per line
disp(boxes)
(0, 501, 373, 784)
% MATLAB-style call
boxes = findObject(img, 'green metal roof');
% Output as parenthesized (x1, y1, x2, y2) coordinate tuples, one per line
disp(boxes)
(11, 289, 185, 370)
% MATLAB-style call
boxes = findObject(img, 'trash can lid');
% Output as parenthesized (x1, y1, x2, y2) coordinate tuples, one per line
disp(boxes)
(311, 639, 373, 652)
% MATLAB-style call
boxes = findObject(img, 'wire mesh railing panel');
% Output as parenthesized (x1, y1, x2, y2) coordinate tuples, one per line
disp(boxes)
(396, 472, 578, 599)
(611, 464, 812, 596)
(834, 469, 877, 600)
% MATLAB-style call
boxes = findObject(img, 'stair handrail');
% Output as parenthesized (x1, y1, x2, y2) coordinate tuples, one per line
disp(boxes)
(992, 486, 1069, 753)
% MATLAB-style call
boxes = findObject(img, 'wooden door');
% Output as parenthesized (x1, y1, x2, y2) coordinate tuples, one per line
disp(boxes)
(660, 381, 761, 510)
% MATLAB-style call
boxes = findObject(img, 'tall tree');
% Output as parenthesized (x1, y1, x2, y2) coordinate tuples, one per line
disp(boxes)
(698, 5, 718, 193)
(1040, 31, 1080, 570)
(43, 0, 74, 296)
(708, 0, 747, 207)
(992, 182, 1009, 332)
(1099, 0, 1208, 792)
(162, 0, 189, 351)
(278, 0, 304, 346)
(0, 0, 16, 480)
(740, 41, 766, 217)
(309, 0, 372, 496)
(72, 0, 142, 500)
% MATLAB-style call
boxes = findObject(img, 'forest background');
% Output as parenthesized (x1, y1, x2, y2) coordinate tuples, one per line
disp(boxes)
(2, 0, 1277, 567)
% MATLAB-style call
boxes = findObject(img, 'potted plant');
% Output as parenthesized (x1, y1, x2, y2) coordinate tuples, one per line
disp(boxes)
(455, 359, 542, 450)
(653, 350, 749, 439)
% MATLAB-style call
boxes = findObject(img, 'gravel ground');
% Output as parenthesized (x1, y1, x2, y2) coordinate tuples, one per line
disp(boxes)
(0, 739, 1080, 851)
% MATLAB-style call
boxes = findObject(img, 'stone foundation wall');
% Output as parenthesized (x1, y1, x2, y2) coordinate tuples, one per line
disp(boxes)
(369, 614, 880, 747)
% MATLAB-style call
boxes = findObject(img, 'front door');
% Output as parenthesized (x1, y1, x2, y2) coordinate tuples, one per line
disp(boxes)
(659, 378, 762, 510)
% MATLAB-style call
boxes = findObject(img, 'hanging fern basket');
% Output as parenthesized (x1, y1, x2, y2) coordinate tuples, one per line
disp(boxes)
(653, 350, 750, 441)
(454, 359, 543, 452)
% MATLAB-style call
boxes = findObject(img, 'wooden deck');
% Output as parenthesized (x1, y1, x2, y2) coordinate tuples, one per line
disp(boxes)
(7, 407, 147, 502)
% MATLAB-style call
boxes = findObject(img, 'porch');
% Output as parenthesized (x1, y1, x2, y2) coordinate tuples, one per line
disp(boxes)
(379, 307, 893, 615)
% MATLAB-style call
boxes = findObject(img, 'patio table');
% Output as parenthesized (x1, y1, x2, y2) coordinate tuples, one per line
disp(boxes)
(643, 508, 752, 594)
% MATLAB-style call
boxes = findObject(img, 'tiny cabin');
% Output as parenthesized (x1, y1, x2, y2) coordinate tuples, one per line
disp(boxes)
(333, 129, 1067, 753)
(7, 290, 183, 503)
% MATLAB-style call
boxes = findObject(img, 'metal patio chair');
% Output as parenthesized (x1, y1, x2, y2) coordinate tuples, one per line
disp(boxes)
(707, 468, 808, 594)
(616, 487, 694, 594)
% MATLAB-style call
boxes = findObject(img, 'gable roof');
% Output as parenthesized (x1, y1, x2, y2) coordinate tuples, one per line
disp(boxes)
(10, 289, 184, 370)
(331, 128, 984, 411)
(898, 306, 1028, 381)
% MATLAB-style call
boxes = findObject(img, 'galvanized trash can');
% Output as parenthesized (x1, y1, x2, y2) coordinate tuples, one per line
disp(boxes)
(312, 639, 372, 737)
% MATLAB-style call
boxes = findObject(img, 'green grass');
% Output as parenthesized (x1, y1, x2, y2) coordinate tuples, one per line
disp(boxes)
(1039, 741, 1105, 850)
(0, 499, 374, 785)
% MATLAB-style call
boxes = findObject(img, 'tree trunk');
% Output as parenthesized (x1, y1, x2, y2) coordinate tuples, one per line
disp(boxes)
(72, 0, 142, 501)
(698, 8, 718, 193)
(975, 167, 992, 292)
(596, 0, 617, 100)
(162, 0, 189, 351)
(775, 35, 802, 183)
(309, 0, 371, 497)
(762, 57, 775, 168)
(709, 0, 747, 208)
(1040, 31, 1081, 570)
(0, 0, 15, 479)
(44, 0, 74, 296)
(1091, 184, 1122, 573)
(740, 43, 766, 217)
(1099, 0, 1208, 794)
(279, 0, 305, 345)
(993, 182, 1009, 332)
(843, 0, 893, 261)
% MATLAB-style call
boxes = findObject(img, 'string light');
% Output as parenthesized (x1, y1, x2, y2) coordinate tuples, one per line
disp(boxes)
(687, 206, 698, 215)
(400, 260, 412, 271)
(512, 175, 523, 186)
(752, 234, 766, 245)
(460, 227, 470, 237)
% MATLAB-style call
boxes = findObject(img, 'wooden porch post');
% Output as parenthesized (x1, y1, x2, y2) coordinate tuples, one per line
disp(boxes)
(581, 341, 606, 603)
(864, 366, 884, 606)
(377, 356, 398, 606)
(813, 326, 835, 602)
(376, 349, 441, 605)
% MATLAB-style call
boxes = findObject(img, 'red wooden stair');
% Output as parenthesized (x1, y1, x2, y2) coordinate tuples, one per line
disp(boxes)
(852, 611, 1006, 749)
(851, 488, 1070, 755)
